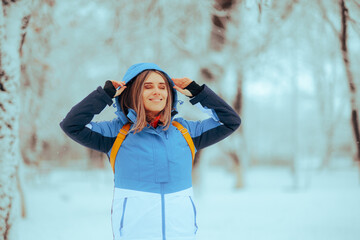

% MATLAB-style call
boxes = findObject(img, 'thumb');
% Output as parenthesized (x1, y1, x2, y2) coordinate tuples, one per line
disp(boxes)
(111, 80, 121, 89)
(114, 85, 127, 97)
(173, 85, 192, 97)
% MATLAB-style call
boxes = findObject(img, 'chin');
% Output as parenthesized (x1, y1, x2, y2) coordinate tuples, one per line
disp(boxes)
(146, 106, 166, 113)
(150, 108, 164, 113)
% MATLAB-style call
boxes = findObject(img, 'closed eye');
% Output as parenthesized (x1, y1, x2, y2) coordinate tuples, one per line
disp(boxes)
(158, 83, 166, 89)
(144, 83, 166, 90)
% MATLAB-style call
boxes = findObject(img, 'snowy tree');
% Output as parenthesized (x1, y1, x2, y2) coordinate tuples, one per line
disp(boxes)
(20, 0, 56, 166)
(20, 0, 56, 165)
(198, 0, 245, 188)
(338, 0, 360, 162)
(316, 0, 360, 164)
(11, 0, 358, 190)
(0, 1, 32, 239)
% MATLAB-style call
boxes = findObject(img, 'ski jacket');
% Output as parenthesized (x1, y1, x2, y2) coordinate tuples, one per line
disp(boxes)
(60, 63, 241, 240)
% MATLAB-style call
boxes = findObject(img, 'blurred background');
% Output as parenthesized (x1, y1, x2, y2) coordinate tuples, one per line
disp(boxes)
(7, 0, 360, 239)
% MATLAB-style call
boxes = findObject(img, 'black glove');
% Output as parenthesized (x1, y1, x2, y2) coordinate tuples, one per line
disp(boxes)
(184, 81, 204, 97)
(103, 80, 117, 98)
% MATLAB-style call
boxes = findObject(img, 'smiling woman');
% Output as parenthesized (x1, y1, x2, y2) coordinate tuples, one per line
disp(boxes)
(59, 62, 241, 240)
(143, 72, 168, 114)
(118, 70, 173, 133)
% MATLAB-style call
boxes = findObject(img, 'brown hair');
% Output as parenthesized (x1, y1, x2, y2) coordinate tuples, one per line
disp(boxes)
(119, 70, 173, 133)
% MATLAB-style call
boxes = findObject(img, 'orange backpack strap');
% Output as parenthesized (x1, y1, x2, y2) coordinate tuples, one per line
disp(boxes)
(110, 122, 195, 174)
(110, 123, 131, 173)
(172, 121, 196, 166)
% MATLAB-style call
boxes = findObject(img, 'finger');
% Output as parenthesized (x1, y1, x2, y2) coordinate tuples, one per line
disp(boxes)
(173, 78, 191, 88)
(172, 78, 183, 83)
(111, 80, 121, 89)
(181, 78, 192, 87)
(121, 81, 127, 88)
(113, 81, 127, 90)
(173, 85, 186, 94)
(173, 86, 192, 97)
(114, 86, 127, 97)
(172, 79, 185, 88)
(173, 85, 183, 92)
(119, 86, 126, 93)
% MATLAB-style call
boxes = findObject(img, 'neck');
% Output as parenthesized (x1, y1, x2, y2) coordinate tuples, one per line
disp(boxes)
(146, 111, 161, 122)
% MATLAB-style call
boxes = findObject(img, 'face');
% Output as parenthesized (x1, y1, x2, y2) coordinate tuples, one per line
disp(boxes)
(142, 72, 168, 116)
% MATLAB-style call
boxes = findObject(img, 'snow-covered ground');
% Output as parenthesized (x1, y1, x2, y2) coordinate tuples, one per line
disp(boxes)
(17, 164, 360, 240)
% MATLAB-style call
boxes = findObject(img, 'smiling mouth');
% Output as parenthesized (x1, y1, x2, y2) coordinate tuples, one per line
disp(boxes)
(149, 99, 162, 102)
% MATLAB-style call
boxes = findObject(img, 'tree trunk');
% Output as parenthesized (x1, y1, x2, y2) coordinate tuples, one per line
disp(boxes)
(87, 149, 105, 169)
(203, 0, 244, 188)
(0, 1, 31, 239)
(233, 70, 246, 188)
(339, 0, 360, 162)
(210, 0, 236, 51)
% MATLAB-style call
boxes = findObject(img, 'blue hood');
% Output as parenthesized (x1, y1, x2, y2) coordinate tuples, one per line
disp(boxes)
(114, 63, 178, 124)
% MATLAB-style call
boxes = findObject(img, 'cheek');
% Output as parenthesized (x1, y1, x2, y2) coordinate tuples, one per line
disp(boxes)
(162, 91, 168, 100)
(142, 90, 149, 101)
(142, 92, 148, 109)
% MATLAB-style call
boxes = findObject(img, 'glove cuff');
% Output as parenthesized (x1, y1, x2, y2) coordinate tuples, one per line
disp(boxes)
(184, 81, 204, 97)
(103, 80, 116, 98)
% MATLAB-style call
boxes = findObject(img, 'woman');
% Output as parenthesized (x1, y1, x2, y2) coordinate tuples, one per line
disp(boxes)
(60, 62, 241, 240)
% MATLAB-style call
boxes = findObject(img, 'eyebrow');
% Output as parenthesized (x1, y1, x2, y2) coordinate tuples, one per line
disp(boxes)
(144, 82, 166, 85)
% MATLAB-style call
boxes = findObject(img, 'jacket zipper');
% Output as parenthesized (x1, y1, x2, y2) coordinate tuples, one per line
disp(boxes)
(189, 196, 198, 234)
(161, 183, 166, 240)
(120, 197, 128, 236)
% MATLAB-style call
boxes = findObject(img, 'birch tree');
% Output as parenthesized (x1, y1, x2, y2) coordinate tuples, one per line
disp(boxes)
(339, 0, 360, 162)
(20, 0, 54, 166)
(200, 0, 245, 188)
(0, 1, 32, 239)
(318, 0, 360, 163)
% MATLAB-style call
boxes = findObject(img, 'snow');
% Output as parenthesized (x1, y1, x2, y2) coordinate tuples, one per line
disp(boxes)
(1, 0, 356, 239)
(17, 165, 360, 240)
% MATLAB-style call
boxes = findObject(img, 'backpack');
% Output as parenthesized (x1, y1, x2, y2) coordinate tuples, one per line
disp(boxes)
(110, 121, 195, 173)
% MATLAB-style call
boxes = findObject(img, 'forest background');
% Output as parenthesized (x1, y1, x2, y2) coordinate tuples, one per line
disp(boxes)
(0, 0, 360, 239)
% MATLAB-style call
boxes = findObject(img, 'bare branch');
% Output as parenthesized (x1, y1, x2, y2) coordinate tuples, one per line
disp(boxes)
(280, 0, 299, 20)
(349, 19, 360, 37)
(347, 15, 357, 24)
(316, 0, 338, 34)
(351, 0, 360, 9)
(166, 30, 194, 58)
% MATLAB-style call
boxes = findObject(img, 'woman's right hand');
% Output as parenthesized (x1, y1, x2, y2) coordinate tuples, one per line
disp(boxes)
(103, 80, 127, 98)
(111, 80, 127, 97)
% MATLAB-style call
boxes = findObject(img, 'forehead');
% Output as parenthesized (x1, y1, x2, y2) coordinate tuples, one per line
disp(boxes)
(144, 72, 166, 84)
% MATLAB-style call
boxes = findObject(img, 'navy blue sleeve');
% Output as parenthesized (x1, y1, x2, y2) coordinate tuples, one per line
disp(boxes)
(59, 86, 117, 153)
(175, 85, 241, 150)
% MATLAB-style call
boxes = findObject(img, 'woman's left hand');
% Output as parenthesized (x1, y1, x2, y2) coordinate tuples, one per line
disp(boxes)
(172, 77, 193, 97)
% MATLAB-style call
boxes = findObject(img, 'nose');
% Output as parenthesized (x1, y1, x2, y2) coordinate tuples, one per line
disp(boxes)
(152, 87, 161, 95)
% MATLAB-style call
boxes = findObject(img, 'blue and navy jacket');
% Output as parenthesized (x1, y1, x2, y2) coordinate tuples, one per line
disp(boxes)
(60, 63, 241, 240)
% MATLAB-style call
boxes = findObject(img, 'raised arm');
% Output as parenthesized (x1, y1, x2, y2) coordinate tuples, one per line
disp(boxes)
(172, 78, 241, 150)
(59, 81, 127, 153)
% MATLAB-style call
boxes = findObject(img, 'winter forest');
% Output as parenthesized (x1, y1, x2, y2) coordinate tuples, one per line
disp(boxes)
(0, 0, 360, 239)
